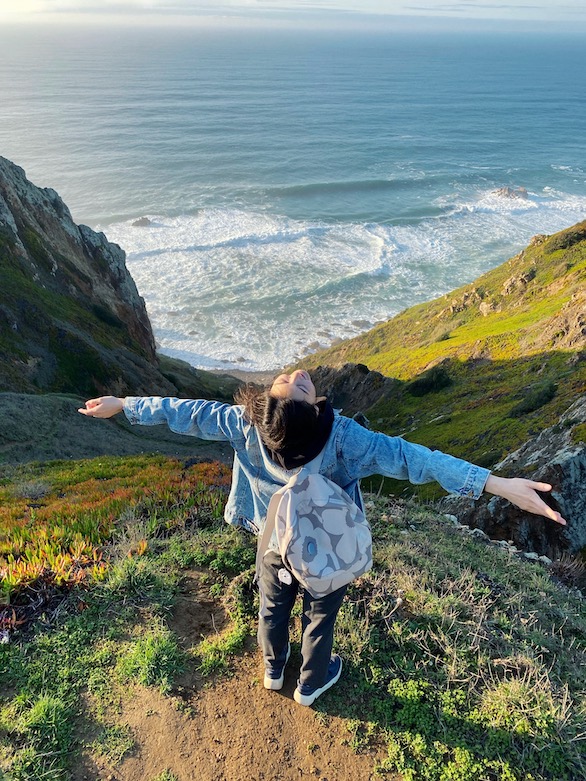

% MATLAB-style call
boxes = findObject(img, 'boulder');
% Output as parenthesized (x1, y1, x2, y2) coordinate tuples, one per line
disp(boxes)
(493, 186, 528, 199)
(441, 395, 586, 559)
(310, 363, 399, 416)
(502, 268, 536, 295)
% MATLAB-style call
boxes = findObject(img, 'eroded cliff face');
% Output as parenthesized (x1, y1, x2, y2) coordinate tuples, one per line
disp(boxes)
(0, 157, 176, 396)
(442, 395, 586, 559)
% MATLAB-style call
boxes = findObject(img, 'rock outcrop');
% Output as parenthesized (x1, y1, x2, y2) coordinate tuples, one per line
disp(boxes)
(442, 394, 586, 559)
(492, 186, 528, 199)
(310, 363, 399, 417)
(0, 157, 223, 398)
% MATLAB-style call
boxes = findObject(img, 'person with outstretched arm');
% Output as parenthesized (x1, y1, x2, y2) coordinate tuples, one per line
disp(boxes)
(79, 370, 565, 706)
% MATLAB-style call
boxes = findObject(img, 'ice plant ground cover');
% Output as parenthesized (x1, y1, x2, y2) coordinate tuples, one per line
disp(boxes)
(0, 455, 231, 610)
(0, 454, 584, 780)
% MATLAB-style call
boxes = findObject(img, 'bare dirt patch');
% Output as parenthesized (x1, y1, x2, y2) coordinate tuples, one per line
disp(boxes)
(171, 570, 228, 651)
(119, 663, 382, 781)
(73, 570, 386, 781)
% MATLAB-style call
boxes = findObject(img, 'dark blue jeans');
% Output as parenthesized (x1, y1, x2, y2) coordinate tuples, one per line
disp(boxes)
(257, 550, 347, 690)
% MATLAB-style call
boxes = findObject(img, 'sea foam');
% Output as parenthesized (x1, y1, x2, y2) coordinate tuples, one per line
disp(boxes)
(102, 187, 586, 372)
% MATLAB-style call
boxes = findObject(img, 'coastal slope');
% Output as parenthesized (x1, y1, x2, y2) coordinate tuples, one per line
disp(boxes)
(303, 221, 586, 467)
(0, 156, 237, 401)
(302, 222, 586, 554)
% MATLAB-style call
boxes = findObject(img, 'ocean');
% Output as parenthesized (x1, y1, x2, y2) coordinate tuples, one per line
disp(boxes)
(1, 24, 585, 372)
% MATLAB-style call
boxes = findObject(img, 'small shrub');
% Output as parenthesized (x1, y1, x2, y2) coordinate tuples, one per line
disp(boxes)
(570, 423, 586, 444)
(91, 722, 135, 764)
(22, 227, 53, 269)
(544, 221, 586, 253)
(102, 556, 171, 603)
(1, 695, 73, 780)
(191, 533, 256, 574)
(475, 450, 503, 468)
(196, 623, 249, 676)
(16, 695, 72, 753)
(474, 674, 560, 737)
(550, 553, 586, 589)
(508, 381, 557, 417)
(116, 627, 185, 693)
(407, 366, 453, 397)
(428, 322, 458, 344)
(10, 481, 51, 500)
(151, 772, 180, 781)
(91, 303, 124, 329)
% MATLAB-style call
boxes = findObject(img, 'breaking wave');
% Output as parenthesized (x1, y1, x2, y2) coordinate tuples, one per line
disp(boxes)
(102, 186, 586, 371)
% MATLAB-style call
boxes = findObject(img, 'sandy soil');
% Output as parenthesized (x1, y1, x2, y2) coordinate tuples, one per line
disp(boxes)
(73, 571, 387, 781)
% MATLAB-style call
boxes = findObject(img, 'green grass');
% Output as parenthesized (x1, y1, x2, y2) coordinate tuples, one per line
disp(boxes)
(297, 222, 586, 476)
(325, 499, 586, 780)
(115, 623, 186, 693)
(0, 519, 255, 779)
(362, 351, 583, 482)
(90, 722, 135, 765)
(1, 457, 585, 780)
(150, 772, 180, 781)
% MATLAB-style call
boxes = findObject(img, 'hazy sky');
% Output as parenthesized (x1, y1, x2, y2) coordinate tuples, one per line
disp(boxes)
(1, 0, 585, 29)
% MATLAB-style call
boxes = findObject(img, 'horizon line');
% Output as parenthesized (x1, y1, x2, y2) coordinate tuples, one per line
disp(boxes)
(1, 10, 586, 33)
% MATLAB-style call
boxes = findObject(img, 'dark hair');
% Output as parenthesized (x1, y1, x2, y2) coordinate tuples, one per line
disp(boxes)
(234, 384, 319, 452)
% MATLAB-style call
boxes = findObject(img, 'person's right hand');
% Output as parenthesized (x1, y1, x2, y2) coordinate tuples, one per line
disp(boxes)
(78, 396, 124, 419)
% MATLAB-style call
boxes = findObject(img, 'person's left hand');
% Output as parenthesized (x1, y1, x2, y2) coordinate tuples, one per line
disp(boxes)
(484, 475, 566, 525)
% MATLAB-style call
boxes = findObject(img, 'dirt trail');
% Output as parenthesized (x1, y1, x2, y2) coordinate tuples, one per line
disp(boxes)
(76, 570, 386, 781)
(116, 659, 382, 781)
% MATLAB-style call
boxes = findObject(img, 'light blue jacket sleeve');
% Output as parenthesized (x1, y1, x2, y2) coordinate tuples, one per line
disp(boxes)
(340, 418, 490, 499)
(123, 397, 245, 444)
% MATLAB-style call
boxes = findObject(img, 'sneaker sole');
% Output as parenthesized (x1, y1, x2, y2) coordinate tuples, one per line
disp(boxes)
(263, 644, 291, 690)
(293, 657, 343, 706)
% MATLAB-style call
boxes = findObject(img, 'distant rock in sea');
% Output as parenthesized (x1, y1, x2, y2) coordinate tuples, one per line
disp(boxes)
(132, 216, 152, 227)
(492, 186, 528, 199)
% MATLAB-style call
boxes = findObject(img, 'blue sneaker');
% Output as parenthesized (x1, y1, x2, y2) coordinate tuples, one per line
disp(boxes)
(263, 643, 291, 690)
(294, 655, 343, 706)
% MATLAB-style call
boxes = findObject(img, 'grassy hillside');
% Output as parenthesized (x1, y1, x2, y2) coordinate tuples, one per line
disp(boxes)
(1, 454, 585, 780)
(301, 222, 586, 470)
(0, 355, 239, 467)
(0, 390, 237, 468)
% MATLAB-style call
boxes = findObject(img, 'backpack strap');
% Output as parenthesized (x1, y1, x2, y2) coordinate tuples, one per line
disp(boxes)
(255, 485, 284, 583)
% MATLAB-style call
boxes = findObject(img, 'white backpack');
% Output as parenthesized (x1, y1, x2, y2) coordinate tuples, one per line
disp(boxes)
(255, 450, 373, 598)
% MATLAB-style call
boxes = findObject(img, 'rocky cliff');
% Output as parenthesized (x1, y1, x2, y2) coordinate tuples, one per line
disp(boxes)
(300, 222, 586, 557)
(0, 157, 237, 400)
(441, 394, 586, 558)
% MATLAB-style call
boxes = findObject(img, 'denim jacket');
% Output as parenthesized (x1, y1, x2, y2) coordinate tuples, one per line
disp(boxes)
(123, 397, 490, 536)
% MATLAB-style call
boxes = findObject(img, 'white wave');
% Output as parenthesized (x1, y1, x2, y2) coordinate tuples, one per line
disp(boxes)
(100, 189, 586, 372)
(551, 164, 585, 176)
